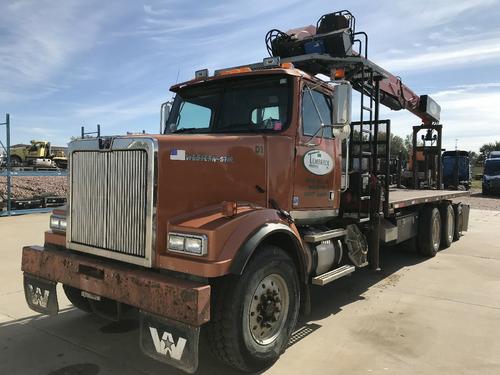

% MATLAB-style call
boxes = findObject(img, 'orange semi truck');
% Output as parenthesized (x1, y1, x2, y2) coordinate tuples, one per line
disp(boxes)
(21, 11, 470, 373)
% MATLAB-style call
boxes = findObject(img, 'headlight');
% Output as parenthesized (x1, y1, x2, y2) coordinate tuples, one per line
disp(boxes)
(49, 215, 67, 232)
(168, 235, 185, 251)
(168, 233, 207, 256)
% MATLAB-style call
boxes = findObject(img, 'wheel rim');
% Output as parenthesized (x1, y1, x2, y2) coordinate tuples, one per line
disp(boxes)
(432, 213, 441, 250)
(248, 273, 289, 346)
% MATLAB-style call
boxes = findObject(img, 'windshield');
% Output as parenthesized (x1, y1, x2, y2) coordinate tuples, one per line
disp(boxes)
(442, 156, 469, 173)
(165, 75, 291, 134)
(485, 160, 500, 176)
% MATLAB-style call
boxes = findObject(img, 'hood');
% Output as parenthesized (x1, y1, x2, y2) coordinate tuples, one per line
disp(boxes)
(154, 134, 268, 247)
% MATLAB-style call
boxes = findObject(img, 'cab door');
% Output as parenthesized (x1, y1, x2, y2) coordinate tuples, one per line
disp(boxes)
(292, 81, 341, 214)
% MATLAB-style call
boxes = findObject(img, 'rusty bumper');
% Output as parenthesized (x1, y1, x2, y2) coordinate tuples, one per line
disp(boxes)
(21, 245, 210, 326)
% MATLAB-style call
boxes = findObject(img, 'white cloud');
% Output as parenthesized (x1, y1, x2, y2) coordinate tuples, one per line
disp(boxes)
(378, 35, 500, 73)
(383, 84, 500, 152)
(393, 0, 496, 29)
(0, 1, 116, 101)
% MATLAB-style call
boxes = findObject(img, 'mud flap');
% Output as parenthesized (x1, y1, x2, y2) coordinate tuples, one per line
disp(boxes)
(23, 274, 59, 315)
(461, 204, 470, 231)
(140, 311, 200, 374)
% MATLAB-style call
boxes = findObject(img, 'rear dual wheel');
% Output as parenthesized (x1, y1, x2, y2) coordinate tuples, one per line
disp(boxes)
(418, 202, 456, 257)
(440, 203, 455, 249)
(418, 206, 442, 257)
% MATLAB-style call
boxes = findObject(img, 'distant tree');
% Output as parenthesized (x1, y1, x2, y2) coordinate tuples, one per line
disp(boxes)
(404, 134, 412, 152)
(469, 151, 479, 166)
(478, 141, 500, 164)
(390, 134, 408, 160)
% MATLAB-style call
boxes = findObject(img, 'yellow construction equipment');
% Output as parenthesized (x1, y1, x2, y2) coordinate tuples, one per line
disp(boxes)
(9, 140, 67, 169)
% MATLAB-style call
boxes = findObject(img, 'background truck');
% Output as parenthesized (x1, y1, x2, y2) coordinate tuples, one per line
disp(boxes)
(8, 140, 68, 169)
(21, 10, 470, 373)
(442, 150, 471, 190)
(483, 157, 500, 195)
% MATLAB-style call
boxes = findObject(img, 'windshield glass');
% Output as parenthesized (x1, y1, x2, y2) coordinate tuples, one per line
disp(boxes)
(485, 160, 500, 176)
(442, 156, 468, 171)
(165, 75, 291, 134)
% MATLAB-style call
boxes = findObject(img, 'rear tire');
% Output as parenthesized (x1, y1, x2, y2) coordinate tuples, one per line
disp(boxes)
(418, 205, 441, 257)
(440, 203, 454, 249)
(63, 285, 92, 313)
(206, 245, 300, 372)
(453, 203, 463, 241)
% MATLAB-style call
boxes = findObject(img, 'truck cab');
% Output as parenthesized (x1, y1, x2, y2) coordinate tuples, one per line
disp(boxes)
(442, 150, 471, 190)
(483, 157, 500, 195)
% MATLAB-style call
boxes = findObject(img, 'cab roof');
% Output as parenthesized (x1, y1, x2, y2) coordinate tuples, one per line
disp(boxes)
(169, 64, 329, 93)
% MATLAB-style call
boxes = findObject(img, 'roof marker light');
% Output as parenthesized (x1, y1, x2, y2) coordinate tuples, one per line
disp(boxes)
(195, 69, 209, 79)
(263, 56, 280, 67)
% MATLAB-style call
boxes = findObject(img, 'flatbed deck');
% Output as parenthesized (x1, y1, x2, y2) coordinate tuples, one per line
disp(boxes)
(388, 189, 470, 212)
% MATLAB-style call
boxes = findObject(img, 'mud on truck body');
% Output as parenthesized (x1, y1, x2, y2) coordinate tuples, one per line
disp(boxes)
(21, 10, 470, 373)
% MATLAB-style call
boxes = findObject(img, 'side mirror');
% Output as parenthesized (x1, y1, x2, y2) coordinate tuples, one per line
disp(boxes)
(331, 82, 352, 140)
(160, 101, 173, 134)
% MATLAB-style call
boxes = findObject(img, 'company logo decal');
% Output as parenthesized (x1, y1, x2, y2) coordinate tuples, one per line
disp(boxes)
(27, 284, 50, 308)
(170, 149, 233, 163)
(149, 326, 187, 361)
(303, 150, 334, 175)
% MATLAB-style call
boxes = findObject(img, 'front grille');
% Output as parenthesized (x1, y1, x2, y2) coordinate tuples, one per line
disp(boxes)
(70, 149, 150, 261)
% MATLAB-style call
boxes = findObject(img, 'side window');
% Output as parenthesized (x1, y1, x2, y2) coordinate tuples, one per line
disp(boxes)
(302, 89, 333, 138)
(176, 101, 212, 130)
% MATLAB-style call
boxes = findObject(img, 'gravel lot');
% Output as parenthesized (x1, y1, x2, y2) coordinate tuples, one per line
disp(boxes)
(453, 189, 500, 211)
(0, 176, 68, 202)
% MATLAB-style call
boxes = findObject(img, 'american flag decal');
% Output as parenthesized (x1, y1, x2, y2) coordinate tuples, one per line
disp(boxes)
(170, 149, 186, 161)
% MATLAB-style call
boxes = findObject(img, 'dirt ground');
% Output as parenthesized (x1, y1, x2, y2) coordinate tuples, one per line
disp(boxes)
(453, 188, 500, 211)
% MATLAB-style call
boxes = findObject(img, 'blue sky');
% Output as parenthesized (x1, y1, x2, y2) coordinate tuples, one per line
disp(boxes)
(1, 0, 500, 152)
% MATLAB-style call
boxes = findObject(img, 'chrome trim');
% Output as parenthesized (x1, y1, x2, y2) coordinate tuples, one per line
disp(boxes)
(290, 209, 339, 225)
(49, 213, 67, 234)
(168, 232, 208, 257)
(66, 136, 158, 267)
(303, 228, 347, 243)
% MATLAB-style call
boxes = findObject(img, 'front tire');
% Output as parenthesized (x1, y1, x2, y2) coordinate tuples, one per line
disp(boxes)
(206, 245, 300, 372)
(63, 285, 92, 313)
(418, 206, 441, 257)
(10, 155, 22, 167)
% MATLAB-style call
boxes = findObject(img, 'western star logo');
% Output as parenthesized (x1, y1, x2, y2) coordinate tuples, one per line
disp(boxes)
(170, 149, 233, 163)
(28, 284, 50, 308)
(149, 327, 187, 361)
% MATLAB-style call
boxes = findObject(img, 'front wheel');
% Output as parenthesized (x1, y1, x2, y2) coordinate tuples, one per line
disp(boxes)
(63, 284, 92, 313)
(206, 245, 300, 372)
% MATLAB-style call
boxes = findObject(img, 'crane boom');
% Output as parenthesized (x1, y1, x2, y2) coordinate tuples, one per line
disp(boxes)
(268, 11, 441, 125)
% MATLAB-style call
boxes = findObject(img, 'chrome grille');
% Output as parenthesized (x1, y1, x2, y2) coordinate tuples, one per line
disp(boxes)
(69, 144, 154, 265)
